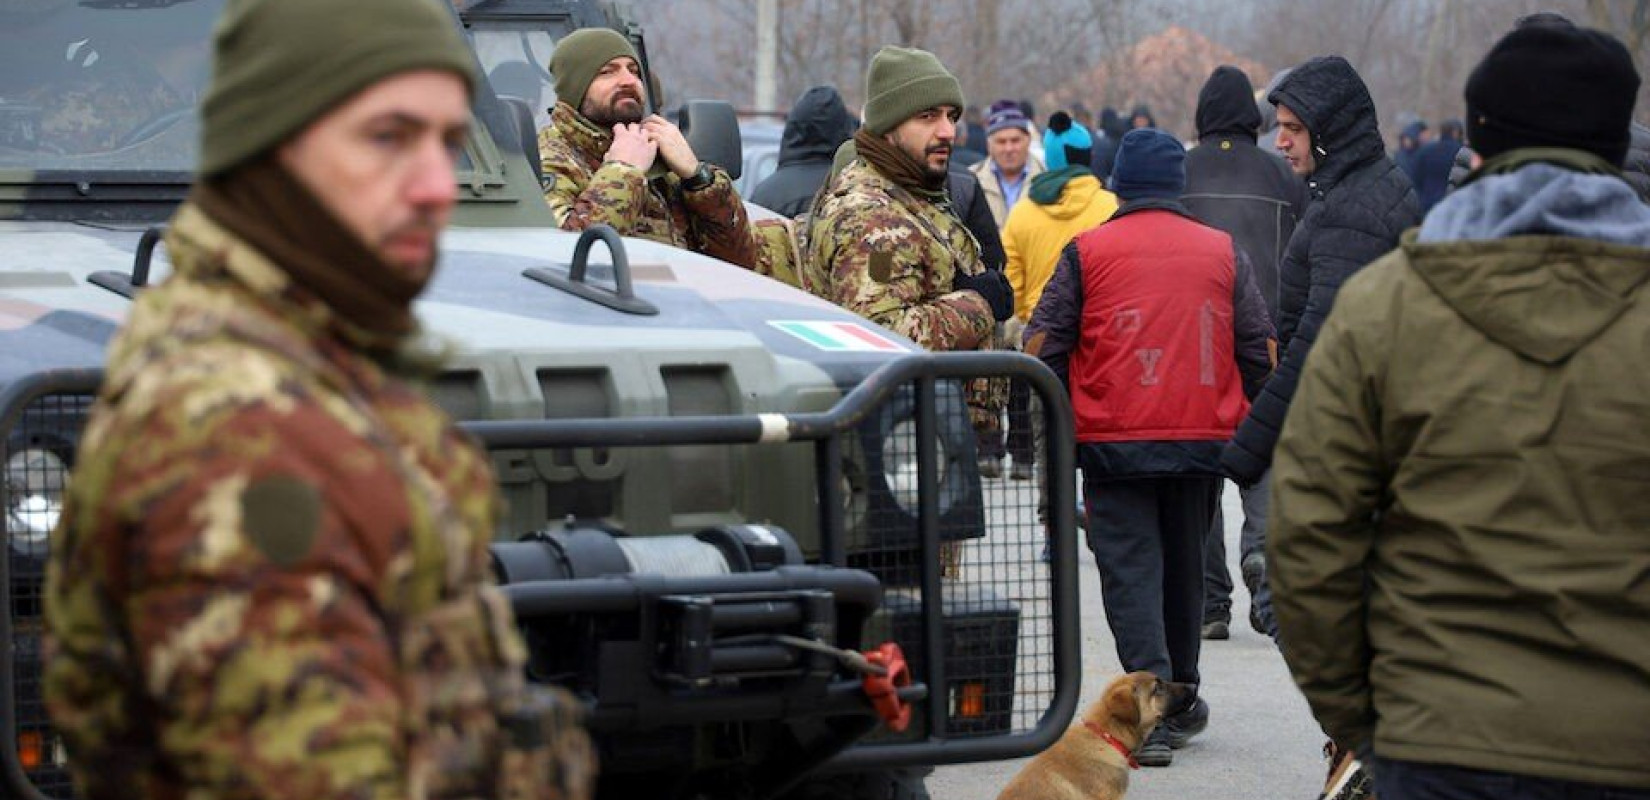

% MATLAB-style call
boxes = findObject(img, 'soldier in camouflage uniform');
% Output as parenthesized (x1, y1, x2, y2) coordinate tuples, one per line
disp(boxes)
(43, 2, 593, 799)
(804, 50, 1013, 442)
(804, 47, 1014, 576)
(537, 28, 760, 270)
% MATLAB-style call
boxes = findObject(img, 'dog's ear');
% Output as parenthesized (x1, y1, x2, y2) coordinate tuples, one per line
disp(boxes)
(1103, 679, 1141, 728)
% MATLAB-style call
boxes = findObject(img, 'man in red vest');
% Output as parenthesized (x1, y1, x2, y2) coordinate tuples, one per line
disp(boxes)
(1025, 127, 1274, 767)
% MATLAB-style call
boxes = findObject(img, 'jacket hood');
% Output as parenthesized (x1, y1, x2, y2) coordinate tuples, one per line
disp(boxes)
(1027, 169, 1105, 217)
(1409, 162, 1650, 364)
(1269, 56, 1385, 191)
(779, 86, 858, 166)
(1196, 66, 1262, 140)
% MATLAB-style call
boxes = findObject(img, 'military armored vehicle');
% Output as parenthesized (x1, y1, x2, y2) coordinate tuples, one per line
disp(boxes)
(0, 1, 1081, 798)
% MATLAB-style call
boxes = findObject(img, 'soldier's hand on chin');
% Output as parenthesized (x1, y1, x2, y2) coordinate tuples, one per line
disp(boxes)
(642, 115, 699, 179)
(606, 122, 658, 171)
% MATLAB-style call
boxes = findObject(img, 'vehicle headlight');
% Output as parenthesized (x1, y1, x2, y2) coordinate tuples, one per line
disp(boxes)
(882, 419, 948, 513)
(6, 448, 67, 546)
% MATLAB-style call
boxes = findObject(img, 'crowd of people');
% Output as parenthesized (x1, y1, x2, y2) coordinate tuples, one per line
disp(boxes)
(35, 1, 1650, 799)
(733, 12, 1650, 800)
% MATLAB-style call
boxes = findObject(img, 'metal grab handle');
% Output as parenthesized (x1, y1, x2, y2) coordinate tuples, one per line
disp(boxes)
(568, 224, 634, 299)
(522, 224, 659, 316)
(131, 225, 163, 288)
(88, 225, 165, 299)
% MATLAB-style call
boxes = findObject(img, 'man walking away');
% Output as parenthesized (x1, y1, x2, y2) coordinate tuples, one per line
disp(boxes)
(1271, 17, 1650, 800)
(1182, 65, 1300, 641)
(1026, 128, 1273, 768)
(750, 85, 857, 218)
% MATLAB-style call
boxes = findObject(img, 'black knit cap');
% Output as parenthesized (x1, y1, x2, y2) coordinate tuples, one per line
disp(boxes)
(1109, 128, 1185, 202)
(1465, 20, 1639, 166)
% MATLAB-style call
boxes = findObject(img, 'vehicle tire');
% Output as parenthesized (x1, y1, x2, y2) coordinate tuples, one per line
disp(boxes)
(780, 767, 932, 800)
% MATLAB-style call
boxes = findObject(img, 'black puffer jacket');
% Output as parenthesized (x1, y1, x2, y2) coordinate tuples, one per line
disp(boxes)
(1183, 65, 1306, 318)
(1221, 56, 1420, 484)
(749, 86, 857, 217)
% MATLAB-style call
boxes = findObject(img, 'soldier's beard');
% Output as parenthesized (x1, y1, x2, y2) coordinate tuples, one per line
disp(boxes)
(920, 144, 950, 181)
(582, 91, 646, 128)
(901, 141, 949, 183)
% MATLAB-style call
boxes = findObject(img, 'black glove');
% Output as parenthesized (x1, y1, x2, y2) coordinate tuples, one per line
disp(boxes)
(954, 268, 1014, 322)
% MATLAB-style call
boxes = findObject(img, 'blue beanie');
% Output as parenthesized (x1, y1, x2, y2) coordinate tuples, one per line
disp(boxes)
(1042, 111, 1094, 170)
(1109, 128, 1185, 201)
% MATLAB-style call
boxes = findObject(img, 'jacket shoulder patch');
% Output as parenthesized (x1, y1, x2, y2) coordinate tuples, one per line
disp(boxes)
(241, 475, 321, 567)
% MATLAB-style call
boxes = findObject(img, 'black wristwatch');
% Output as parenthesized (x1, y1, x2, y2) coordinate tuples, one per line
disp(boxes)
(680, 161, 715, 192)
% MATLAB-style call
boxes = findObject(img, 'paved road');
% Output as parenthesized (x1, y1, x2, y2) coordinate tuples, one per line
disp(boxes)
(930, 482, 1329, 800)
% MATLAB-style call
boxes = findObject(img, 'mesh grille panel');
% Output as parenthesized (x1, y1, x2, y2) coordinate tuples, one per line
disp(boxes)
(849, 377, 1055, 740)
(4, 391, 93, 799)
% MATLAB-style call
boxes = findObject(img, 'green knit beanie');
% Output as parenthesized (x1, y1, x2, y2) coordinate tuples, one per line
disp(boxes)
(199, 0, 477, 177)
(861, 46, 965, 135)
(551, 28, 643, 110)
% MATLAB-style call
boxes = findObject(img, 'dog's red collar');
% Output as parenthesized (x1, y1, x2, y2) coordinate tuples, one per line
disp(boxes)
(1083, 721, 1139, 769)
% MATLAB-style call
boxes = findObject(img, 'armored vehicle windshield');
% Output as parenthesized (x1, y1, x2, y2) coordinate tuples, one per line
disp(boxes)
(0, 1, 218, 173)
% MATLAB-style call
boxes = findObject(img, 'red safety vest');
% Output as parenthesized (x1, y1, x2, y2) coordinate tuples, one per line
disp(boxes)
(1070, 209, 1250, 443)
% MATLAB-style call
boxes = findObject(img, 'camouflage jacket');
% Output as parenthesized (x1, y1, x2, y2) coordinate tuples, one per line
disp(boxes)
(44, 205, 593, 800)
(802, 159, 995, 352)
(538, 102, 758, 270)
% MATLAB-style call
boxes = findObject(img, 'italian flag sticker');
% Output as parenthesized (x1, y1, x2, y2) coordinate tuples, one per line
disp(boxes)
(770, 321, 908, 352)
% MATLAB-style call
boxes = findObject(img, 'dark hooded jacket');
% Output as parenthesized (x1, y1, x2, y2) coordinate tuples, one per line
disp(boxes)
(749, 86, 857, 217)
(1393, 120, 1427, 187)
(1221, 56, 1420, 484)
(1090, 108, 1129, 182)
(1412, 123, 1463, 213)
(947, 163, 1008, 276)
(1183, 66, 1306, 319)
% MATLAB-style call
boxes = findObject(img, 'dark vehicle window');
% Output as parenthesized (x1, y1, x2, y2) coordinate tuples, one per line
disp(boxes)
(0, 0, 222, 172)
(468, 24, 572, 133)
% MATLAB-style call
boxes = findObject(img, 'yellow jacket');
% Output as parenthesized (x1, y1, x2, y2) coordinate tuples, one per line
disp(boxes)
(1003, 172, 1117, 322)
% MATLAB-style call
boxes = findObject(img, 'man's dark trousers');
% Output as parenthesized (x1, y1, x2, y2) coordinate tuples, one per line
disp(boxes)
(1085, 474, 1219, 685)
(1203, 474, 1277, 634)
(1373, 758, 1650, 800)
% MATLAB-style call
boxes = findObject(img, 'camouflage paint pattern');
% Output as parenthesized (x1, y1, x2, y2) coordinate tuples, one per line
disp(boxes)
(43, 204, 594, 800)
(537, 102, 758, 270)
(803, 159, 1005, 440)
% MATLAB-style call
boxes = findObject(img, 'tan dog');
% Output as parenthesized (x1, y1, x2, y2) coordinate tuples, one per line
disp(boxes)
(996, 672, 1191, 800)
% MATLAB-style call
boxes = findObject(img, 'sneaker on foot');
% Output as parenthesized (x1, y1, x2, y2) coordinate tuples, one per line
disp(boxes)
(978, 457, 1002, 479)
(1201, 618, 1230, 640)
(1164, 697, 1209, 749)
(1135, 727, 1173, 767)
(1321, 741, 1374, 800)
(1009, 460, 1033, 481)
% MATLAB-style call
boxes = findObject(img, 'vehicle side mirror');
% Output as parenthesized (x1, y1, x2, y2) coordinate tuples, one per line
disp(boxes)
(679, 100, 743, 181)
